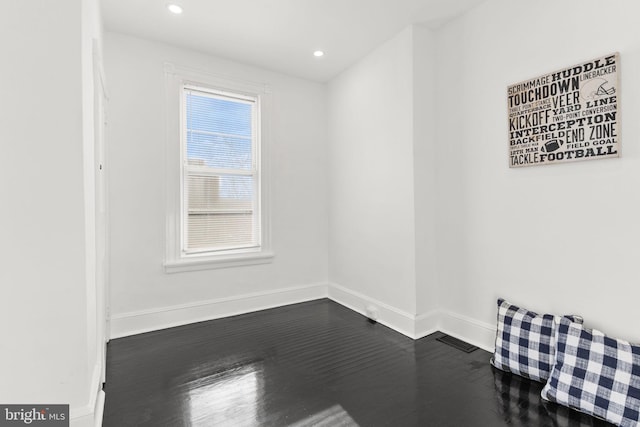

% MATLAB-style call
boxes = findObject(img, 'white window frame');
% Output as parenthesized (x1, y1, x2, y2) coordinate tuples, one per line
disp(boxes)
(164, 63, 273, 273)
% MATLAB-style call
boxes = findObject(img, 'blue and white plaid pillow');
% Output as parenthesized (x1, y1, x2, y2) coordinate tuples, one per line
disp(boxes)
(541, 317, 640, 427)
(491, 298, 582, 383)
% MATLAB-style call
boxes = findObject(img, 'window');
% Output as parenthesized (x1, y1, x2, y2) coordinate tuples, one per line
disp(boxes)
(164, 64, 272, 272)
(183, 86, 259, 254)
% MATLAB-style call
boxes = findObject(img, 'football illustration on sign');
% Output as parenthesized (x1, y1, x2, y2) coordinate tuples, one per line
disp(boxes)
(540, 139, 563, 153)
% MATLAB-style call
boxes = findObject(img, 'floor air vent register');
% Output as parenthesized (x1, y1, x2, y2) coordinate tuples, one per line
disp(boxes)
(436, 334, 478, 353)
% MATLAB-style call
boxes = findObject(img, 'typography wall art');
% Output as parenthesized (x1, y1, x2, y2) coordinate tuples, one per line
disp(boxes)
(508, 53, 619, 168)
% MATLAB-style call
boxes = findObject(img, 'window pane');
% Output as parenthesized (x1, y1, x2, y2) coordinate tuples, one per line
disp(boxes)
(187, 132, 252, 170)
(187, 212, 255, 251)
(186, 174, 257, 251)
(187, 175, 253, 212)
(186, 93, 252, 137)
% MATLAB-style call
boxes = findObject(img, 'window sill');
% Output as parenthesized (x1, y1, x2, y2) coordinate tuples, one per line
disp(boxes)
(164, 250, 274, 274)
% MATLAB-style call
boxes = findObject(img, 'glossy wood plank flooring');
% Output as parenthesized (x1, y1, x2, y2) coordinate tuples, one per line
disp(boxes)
(103, 299, 611, 426)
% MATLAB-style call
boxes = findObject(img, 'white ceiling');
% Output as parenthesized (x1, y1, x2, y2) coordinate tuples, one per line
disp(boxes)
(102, 0, 485, 82)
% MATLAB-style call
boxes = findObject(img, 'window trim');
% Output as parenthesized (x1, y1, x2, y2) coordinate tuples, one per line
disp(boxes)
(163, 63, 273, 273)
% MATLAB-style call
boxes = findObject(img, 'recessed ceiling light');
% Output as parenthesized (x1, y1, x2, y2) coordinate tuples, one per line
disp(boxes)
(167, 4, 183, 14)
(313, 50, 325, 58)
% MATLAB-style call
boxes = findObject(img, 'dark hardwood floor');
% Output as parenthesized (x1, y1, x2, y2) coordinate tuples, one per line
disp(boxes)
(103, 299, 611, 426)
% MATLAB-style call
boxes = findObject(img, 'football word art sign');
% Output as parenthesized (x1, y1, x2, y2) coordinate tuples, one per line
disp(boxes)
(508, 53, 619, 168)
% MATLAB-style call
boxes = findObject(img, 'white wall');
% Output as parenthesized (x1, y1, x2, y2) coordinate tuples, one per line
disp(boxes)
(327, 3, 640, 347)
(104, 33, 328, 335)
(327, 26, 445, 337)
(434, 0, 640, 345)
(412, 25, 439, 317)
(0, 0, 103, 424)
(328, 27, 417, 317)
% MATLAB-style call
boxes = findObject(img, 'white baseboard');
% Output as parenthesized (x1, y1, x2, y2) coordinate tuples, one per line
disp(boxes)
(414, 310, 440, 339)
(94, 391, 105, 427)
(326, 283, 496, 351)
(326, 282, 497, 352)
(438, 309, 496, 353)
(328, 282, 417, 338)
(70, 363, 104, 427)
(110, 281, 496, 356)
(71, 412, 94, 427)
(110, 283, 328, 339)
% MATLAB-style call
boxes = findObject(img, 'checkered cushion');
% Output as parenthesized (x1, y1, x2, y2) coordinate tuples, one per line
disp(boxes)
(541, 317, 640, 427)
(491, 298, 583, 383)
